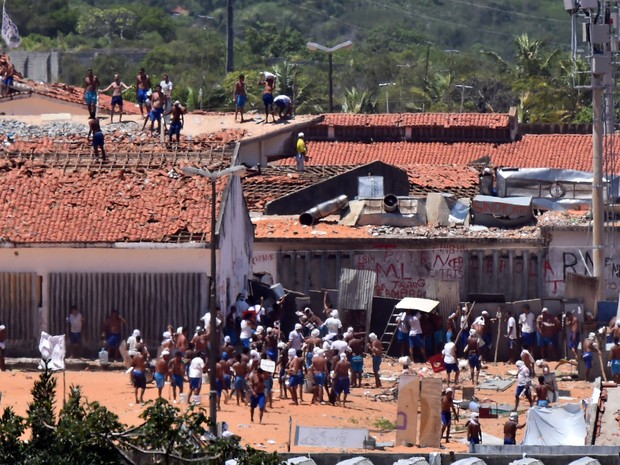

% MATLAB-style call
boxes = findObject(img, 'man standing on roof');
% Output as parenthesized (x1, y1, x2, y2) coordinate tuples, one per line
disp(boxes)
(87, 116, 106, 161)
(100, 74, 132, 124)
(160, 74, 173, 125)
(169, 101, 185, 144)
(2, 61, 15, 97)
(136, 68, 152, 117)
(296, 132, 307, 173)
(582, 332, 599, 382)
(84, 69, 100, 118)
(258, 72, 276, 123)
(233, 74, 247, 123)
(274, 94, 294, 120)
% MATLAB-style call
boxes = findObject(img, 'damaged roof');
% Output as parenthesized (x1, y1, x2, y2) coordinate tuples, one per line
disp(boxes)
(0, 161, 229, 245)
(318, 112, 512, 129)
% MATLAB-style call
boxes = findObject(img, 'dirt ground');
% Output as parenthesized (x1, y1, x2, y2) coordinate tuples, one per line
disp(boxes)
(0, 357, 595, 455)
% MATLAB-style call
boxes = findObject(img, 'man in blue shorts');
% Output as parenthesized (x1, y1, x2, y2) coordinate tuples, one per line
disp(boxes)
(610, 337, 620, 383)
(250, 367, 267, 423)
(287, 349, 305, 405)
(131, 349, 148, 405)
(441, 387, 459, 443)
(169, 101, 185, 144)
(168, 350, 185, 403)
(333, 352, 351, 407)
(582, 332, 599, 382)
(369, 333, 383, 388)
(135, 68, 151, 117)
(466, 329, 481, 387)
(100, 74, 132, 123)
(233, 74, 247, 123)
(87, 116, 106, 160)
(188, 352, 206, 397)
(83, 69, 100, 117)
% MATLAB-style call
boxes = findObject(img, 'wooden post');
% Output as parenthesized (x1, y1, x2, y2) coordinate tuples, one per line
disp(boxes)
(453, 302, 476, 349)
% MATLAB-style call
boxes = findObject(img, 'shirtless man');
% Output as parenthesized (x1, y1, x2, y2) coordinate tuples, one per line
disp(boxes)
(534, 375, 550, 407)
(441, 387, 459, 443)
(264, 327, 279, 362)
(136, 68, 152, 117)
(369, 333, 383, 388)
(311, 349, 327, 404)
(610, 337, 620, 383)
(582, 332, 599, 382)
(87, 116, 106, 160)
(148, 84, 165, 133)
(2, 61, 14, 97)
(229, 353, 249, 405)
(537, 308, 560, 360)
(287, 349, 305, 405)
(84, 69, 100, 117)
(175, 327, 188, 354)
(249, 367, 266, 423)
(131, 348, 148, 405)
(102, 310, 127, 361)
(503, 412, 525, 445)
(169, 101, 185, 143)
(466, 412, 482, 446)
(258, 72, 276, 123)
(214, 356, 226, 410)
(192, 326, 208, 353)
(565, 311, 580, 360)
(333, 352, 351, 408)
(305, 329, 322, 368)
(466, 329, 481, 387)
(154, 350, 170, 398)
(168, 350, 185, 403)
(221, 335, 236, 361)
(233, 74, 247, 123)
(100, 74, 132, 123)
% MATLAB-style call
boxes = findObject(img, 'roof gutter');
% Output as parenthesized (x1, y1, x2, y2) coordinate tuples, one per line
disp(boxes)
(0, 242, 209, 249)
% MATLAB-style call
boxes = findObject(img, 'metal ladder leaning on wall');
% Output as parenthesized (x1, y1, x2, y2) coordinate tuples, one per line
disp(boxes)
(380, 306, 401, 355)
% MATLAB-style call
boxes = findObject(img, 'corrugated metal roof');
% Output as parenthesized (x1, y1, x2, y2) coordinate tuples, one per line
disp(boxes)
(337, 268, 377, 311)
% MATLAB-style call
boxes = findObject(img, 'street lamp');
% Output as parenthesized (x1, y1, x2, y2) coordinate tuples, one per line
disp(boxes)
(455, 84, 473, 113)
(307, 40, 353, 112)
(378, 82, 396, 113)
(181, 164, 246, 435)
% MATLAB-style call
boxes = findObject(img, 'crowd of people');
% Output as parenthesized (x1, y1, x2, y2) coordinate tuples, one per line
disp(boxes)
(82, 67, 187, 159)
(233, 72, 294, 124)
(66, 291, 384, 421)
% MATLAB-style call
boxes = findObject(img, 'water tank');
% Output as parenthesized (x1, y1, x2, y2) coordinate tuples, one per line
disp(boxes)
(452, 458, 487, 465)
(336, 458, 374, 465)
(509, 459, 543, 465)
(286, 457, 317, 465)
(393, 458, 430, 465)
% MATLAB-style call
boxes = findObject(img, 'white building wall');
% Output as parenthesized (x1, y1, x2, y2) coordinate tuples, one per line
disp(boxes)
(0, 246, 210, 329)
(251, 242, 278, 279)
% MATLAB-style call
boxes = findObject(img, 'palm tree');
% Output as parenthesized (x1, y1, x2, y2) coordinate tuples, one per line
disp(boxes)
(340, 87, 377, 113)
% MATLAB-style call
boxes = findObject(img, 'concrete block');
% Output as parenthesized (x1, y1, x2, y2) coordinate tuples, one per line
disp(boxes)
(393, 458, 429, 465)
(286, 457, 317, 465)
(336, 458, 374, 465)
(425, 193, 450, 227)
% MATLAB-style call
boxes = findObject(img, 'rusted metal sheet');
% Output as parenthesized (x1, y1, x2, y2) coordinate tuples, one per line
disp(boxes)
(337, 268, 377, 311)
(472, 195, 533, 227)
(48, 272, 207, 352)
(0, 272, 39, 348)
(425, 279, 460, 322)
(565, 272, 598, 315)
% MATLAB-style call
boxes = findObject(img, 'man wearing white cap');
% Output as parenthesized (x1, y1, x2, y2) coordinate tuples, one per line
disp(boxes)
(287, 348, 305, 405)
(126, 329, 141, 358)
(466, 412, 482, 446)
(323, 308, 343, 340)
(582, 332, 599, 381)
(514, 360, 533, 410)
(396, 310, 410, 357)
(537, 308, 560, 360)
(154, 349, 170, 399)
(311, 349, 328, 404)
(441, 388, 459, 443)
(333, 352, 351, 407)
(296, 131, 307, 172)
(503, 411, 525, 445)
(518, 304, 537, 353)
(289, 323, 304, 351)
(305, 328, 322, 368)
(473, 310, 492, 363)
(442, 338, 459, 386)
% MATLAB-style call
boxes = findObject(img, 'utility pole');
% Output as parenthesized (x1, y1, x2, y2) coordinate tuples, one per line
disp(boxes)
(566, 0, 613, 304)
(379, 82, 396, 113)
(226, 0, 234, 72)
(455, 84, 472, 113)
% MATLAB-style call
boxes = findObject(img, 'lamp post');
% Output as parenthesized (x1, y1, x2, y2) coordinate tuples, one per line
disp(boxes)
(181, 164, 246, 435)
(455, 84, 472, 113)
(306, 40, 353, 112)
(378, 82, 396, 113)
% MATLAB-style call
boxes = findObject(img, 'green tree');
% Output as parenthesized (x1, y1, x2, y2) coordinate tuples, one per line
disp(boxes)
(340, 87, 377, 113)
(76, 7, 138, 45)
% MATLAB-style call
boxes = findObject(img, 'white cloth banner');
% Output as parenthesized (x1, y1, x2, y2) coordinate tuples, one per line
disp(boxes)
(38, 331, 66, 371)
(1, 2, 20, 49)
(523, 403, 586, 446)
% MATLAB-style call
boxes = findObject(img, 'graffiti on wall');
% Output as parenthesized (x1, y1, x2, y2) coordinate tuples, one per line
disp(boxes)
(354, 246, 466, 298)
(544, 248, 620, 296)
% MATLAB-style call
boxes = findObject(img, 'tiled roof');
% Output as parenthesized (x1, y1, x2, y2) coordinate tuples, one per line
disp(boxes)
(0, 163, 227, 244)
(273, 135, 602, 171)
(253, 216, 374, 240)
(318, 112, 511, 129)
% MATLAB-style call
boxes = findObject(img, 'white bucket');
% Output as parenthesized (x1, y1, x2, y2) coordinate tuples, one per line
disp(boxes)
(179, 393, 188, 403)
(190, 394, 202, 405)
(202, 374, 209, 384)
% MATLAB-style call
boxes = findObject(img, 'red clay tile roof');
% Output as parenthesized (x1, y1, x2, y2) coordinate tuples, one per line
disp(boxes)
(253, 217, 374, 240)
(0, 163, 227, 244)
(318, 112, 511, 129)
(273, 135, 602, 171)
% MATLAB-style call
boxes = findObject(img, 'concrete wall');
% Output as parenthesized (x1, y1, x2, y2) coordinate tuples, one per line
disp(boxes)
(237, 131, 294, 167)
(545, 229, 620, 301)
(0, 94, 86, 116)
(8, 52, 60, 82)
(218, 175, 254, 313)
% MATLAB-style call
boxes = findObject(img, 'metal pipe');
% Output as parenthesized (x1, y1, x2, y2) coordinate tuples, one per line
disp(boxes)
(299, 195, 348, 226)
(383, 194, 399, 212)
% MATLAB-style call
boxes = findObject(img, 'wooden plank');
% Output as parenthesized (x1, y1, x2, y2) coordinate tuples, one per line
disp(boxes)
(395, 375, 419, 446)
(419, 377, 442, 447)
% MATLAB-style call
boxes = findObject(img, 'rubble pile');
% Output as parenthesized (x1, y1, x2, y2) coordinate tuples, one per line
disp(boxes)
(369, 223, 542, 239)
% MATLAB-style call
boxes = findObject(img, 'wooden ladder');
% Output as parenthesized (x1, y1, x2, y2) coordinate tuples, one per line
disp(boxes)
(380, 306, 400, 355)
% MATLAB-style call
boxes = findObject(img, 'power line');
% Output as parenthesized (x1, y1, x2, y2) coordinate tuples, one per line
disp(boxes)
(446, 0, 565, 23)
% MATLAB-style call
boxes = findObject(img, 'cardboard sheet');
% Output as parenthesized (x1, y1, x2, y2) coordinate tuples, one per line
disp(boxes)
(395, 374, 419, 445)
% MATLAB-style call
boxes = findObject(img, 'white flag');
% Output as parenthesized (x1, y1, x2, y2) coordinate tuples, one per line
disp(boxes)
(38, 331, 66, 371)
(1, 1, 20, 49)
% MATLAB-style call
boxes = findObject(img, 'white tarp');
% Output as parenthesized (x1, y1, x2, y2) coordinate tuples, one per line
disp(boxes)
(523, 404, 586, 446)
(38, 331, 66, 371)
(395, 297, 440, 313)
